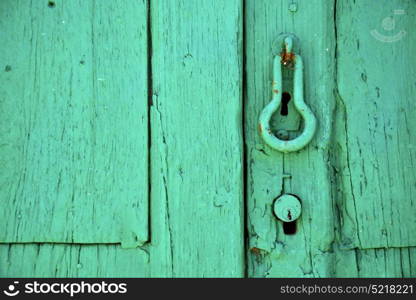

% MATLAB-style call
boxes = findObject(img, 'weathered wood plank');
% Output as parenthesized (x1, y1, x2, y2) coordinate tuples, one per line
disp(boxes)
(3, 0, 414, 279)
(0, 0, 149, 246)
(334, 0, 416, 249)
(149, 0, 244, 277)
(335, 246, 416, 278)
(246, 0, 336, 277)
(0, 244, 149, 277)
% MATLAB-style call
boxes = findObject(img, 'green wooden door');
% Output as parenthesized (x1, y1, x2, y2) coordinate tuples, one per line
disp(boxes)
(0, 0, 415, 278)
(246, 0, 416, 278)
(0, 0, 244, 278)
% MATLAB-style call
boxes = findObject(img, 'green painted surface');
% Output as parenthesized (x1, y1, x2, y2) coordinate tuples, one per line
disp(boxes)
(0, 244, 150, 277)
(246, 0, 415, 277)
(245, 0, 336, 277)
(0, 0, 149, 247)
(334, 0, 416, 249)
(335, 245, 416, 278)
(258, 38, 317, 153)
(148, 0, 244, 277)
(0, 0, 415, 278)
(1, 0, 244, 278)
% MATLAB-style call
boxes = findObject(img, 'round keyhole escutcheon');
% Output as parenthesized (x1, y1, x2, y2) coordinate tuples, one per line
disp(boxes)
(273, 194, 302, 222)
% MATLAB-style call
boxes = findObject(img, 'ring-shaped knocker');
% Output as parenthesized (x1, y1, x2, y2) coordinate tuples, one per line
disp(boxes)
(258, 36, 317, 153)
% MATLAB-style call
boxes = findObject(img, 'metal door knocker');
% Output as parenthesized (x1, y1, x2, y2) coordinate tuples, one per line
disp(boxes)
(258, 35, 317, 153)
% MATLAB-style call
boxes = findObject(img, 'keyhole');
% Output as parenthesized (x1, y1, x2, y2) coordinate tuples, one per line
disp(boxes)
(280, 92, 291, 116)
(283, 206, 297, 235)
(283, 221, 297, 235)
(287, 209, 292, 221)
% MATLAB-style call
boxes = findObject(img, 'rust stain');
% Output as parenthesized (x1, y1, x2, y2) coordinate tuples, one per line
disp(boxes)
(258, 123, 262, 134)
(280, 52, 296, 68)
(250, 247, 261, 255)
(273, 89, 279, 94)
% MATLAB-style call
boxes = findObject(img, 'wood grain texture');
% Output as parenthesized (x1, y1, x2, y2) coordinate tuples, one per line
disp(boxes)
(335, 246, 416, 278)
(0, 0, 149, 246)
(246, 0, 336, 277)
(0, 243, 150, 277)
(334, 0, 416, 249)
(1, 0, 415, 278)
(0, 0, 245, 278)
(149, 0, 244, 277)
